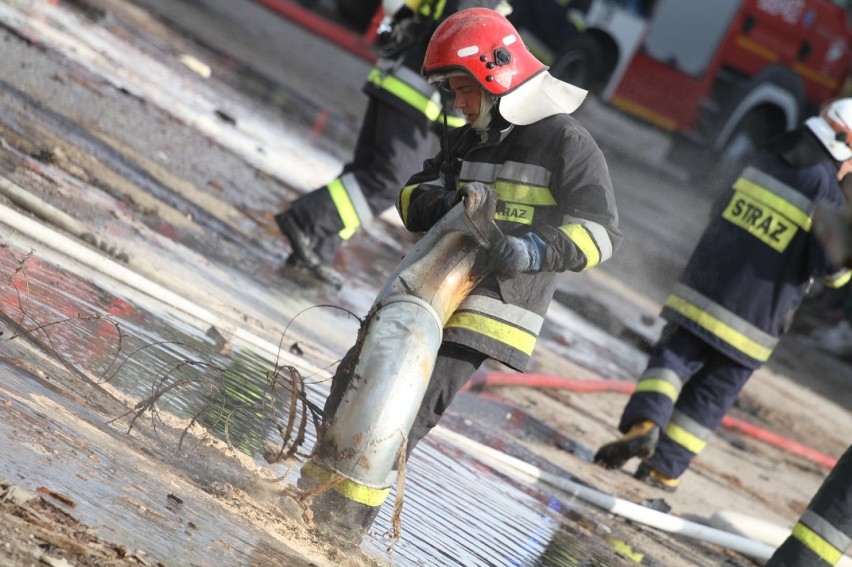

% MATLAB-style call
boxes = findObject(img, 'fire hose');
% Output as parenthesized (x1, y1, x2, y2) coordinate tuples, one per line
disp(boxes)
(464, 371, 838, 469)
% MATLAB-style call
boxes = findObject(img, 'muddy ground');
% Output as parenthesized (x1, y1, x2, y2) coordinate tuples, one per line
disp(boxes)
(0, 1, 850, 566)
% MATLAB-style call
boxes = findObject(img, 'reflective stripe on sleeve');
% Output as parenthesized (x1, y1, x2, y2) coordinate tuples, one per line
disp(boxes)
(368, 63, 462, 126)
(461, 161, 552, 194)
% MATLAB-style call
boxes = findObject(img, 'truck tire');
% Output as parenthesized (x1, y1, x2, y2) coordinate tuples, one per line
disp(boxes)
(550, 34, 606, 93)
(336, 0, 380, 31)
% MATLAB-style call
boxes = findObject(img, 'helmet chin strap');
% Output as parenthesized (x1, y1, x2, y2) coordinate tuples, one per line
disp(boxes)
(471, 90, 495, 132)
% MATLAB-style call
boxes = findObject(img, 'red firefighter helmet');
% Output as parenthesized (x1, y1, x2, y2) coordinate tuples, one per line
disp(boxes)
(806, 98, 852, 161)
(422, 8, 587, 125)
(422, 7, 545, 96)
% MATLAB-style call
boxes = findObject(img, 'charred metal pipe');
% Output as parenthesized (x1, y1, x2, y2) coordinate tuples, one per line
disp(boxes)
(301, 194, 500, 537)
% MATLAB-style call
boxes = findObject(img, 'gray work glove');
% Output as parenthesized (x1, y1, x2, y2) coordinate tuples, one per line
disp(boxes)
(448, 182, 491, 215)
(489, 233, 545, 278)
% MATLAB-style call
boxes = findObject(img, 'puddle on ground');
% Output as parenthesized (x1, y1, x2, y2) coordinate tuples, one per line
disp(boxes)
(0, 242, 635, 566)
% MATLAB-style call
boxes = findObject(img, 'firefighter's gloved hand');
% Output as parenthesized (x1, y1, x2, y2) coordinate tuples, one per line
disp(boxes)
(489, 233, 546, 278)
(449, 182, 491, 214)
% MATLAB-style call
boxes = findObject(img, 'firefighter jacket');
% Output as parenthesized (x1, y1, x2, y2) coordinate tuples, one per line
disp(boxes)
(365, 0, 503, 130)
(396, 113, 622, 370)
(662, 128, 851, 369)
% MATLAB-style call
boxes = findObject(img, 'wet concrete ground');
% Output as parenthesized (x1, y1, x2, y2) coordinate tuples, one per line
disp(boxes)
(2, 1, 840, 566)
(0, 1, 666, 565)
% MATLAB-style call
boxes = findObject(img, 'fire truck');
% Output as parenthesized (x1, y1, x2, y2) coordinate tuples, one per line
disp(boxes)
(542, 0, 852, 185)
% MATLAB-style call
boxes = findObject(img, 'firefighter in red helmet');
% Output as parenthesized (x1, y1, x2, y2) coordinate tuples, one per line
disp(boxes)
(309, 6, 621, 543)
(393, 5, 620, 454)
(274, 0, 511, 287)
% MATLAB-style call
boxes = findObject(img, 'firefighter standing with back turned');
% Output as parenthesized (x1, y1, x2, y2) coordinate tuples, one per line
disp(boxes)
(275, 0, 509, 287)
(594, 99, 852, 492)
(301, 7, 621, 542)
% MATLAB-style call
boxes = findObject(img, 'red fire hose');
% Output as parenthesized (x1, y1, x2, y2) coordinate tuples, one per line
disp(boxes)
(464, 371, 838, 470)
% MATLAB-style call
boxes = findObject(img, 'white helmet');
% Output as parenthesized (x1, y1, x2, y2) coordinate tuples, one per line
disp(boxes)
(806, 98, 852, 161)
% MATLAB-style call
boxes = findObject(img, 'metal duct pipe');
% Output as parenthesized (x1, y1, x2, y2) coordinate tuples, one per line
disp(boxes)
(302, 195, 500, 536)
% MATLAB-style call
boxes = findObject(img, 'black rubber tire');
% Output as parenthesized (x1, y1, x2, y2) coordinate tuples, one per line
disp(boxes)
(550, 34, 606, 93)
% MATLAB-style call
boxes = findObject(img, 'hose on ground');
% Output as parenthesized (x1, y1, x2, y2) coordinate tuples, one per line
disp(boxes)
(464, 371, 838, 469)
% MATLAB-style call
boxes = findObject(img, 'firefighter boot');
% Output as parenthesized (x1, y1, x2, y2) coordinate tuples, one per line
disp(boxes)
(276, 212, 344, 288)
(296, 463, 382, 547)
(594, 420, 660, 470)
(310, 488, 381, 546)
(634, 461, 680, 493)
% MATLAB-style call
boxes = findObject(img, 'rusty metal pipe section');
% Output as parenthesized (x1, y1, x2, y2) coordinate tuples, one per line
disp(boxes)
(306, 194, 500, 516)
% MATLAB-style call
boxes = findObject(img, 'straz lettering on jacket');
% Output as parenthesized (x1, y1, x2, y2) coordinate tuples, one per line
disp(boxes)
(721, 167, 813, 252)
(461, 161, 555, 227)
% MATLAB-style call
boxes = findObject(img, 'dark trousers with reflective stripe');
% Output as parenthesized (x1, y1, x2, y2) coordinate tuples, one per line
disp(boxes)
(282, 95, 438, 263)
(324, 340, 487, 459)
(767, 444, 852, 566)
(619, 327, 753, 479)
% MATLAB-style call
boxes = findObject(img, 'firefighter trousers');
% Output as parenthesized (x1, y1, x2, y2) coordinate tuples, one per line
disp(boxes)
(279, 94, 438, 264)
(618, 326, 754, 479)
(323, 340, 487, 459)
(767, 443, 852, 566)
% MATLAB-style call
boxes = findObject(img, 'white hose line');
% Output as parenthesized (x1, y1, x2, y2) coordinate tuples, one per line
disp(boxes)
(0, 198, 321, 377)
(433, 426, 777, 562)
(711, 511, 852, 567)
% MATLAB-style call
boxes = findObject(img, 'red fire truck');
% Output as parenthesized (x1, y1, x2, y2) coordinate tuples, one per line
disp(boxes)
(544, 0, 852, 185)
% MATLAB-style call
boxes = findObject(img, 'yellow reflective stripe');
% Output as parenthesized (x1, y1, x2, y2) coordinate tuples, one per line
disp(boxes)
(327, 178, 361, 237)
(368, 68, 444, 122)
(445, 312, 537, 355)
(417, 0, 446, 18)
(733, 176, 812, 231)
(635, 379, 679, 402)
(792, 522, 844, 565)
(722, 190, 799, 252)
(665, 295, 773, 361)
(443, 114, 465, 128)
(664, 421, 707, 454)
(301, 461, 391, 507)
(494, 203, 534, 225)
(824, 270, 851, 289)
(559, 223, 601, 269)
(398, 184, 417, 226)
(492, 181, 557, 206)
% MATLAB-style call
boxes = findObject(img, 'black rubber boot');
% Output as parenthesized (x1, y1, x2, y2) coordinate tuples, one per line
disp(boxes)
(276, 212, 344, 288)
(634, 461, 680, 492)
(296, 468, 382, 547)
(594, 420, 660, 470)
(309, 488, 382, 546)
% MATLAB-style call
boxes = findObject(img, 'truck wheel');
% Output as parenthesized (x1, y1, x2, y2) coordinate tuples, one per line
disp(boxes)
(336, 0, 381, 31)
(550, 35, 606, 93)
